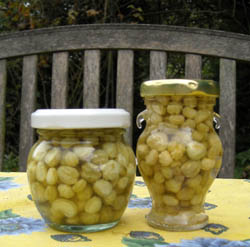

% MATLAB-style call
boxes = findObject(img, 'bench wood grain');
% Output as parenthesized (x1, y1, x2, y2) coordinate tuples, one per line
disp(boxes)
(0, 60, 7, 171)
(219, 58, 236, 177)
(51, 52, 69, 108)
(84, 50, 100, 108)
(116, 50, 134, 145)
(150, 51, 167, 80)
(19, 55, 38, 171)
(0, 24, 248, 177)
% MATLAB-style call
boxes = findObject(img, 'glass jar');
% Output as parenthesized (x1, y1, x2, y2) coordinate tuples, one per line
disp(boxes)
(136, 79, 223, 231)
(27, 109, 136, 233)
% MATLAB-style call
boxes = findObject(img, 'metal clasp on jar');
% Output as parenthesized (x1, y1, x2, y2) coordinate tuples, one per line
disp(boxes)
(136, 110, 148, 129)
(213, 112, 221, 130)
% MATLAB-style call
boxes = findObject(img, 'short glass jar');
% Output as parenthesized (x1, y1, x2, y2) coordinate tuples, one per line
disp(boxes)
(136, 79, 223, 231)
(27, 109, 136, 233)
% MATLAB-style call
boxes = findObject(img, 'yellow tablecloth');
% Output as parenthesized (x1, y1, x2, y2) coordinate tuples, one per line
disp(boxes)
(0, 172, 250, 247)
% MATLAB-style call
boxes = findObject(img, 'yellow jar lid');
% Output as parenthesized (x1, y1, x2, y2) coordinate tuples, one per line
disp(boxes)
(140, 79, 219, 97)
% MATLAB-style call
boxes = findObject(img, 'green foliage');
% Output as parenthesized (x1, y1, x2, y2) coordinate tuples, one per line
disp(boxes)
(3, 152, 19, 172)
(202, 57, 219, 81)
(1, 0, 250, 33)
(237, 149, 250, 166)
(167, 53, 185, 79)
(5, 59, 22, 155)
(236, 61, 250, 154)
(235, 149, 250, 178)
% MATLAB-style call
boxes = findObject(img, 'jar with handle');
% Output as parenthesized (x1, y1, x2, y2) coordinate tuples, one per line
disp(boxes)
(136, 79, 223, 231)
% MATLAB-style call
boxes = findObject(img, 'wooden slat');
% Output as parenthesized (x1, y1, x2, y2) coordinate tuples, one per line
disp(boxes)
(116, 50, 134, 145)
(185, 54, 202, 79)
(150, 51, 167, 79)
(51, 52, 69, 108)
(83, 50, 100, 108)
(0, 60, 7, 171)
(19, 55, 38, 171)
(2, 24, 250, 62)
(219, 58, 236, 178)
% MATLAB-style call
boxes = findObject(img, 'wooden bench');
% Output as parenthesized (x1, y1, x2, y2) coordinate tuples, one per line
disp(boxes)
(1, 24, 250, 177)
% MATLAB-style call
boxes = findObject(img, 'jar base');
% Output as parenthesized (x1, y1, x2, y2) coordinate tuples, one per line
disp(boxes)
(146, 211, 208, 231)
(47, 220, 119, 233)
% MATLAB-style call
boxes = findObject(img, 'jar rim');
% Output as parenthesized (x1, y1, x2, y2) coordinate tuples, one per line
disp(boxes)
(31, 109, 130, 129)
(140, 79, 219, 97)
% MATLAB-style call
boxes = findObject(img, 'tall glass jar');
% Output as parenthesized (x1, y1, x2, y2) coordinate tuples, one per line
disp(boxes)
(136, 79, 223, 231)
(27, 109, 136, 233)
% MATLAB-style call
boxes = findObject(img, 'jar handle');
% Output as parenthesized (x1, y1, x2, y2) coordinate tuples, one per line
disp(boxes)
(136, 110, 147, 129)
(213, 112, 221, 130)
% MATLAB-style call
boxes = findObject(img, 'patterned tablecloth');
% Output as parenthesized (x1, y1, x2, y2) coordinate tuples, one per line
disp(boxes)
(0, 172, 250, 247)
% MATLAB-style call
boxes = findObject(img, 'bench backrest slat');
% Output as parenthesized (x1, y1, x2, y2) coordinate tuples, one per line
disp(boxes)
(116, 50, 134, 145)
(51, 52, 69, 108)
(83, 50, 101, 109)
(185, 54, 202, 79)
(219, 58, 236, 178)
(19, 55, 38, 171)
(0, 59, 7, 171)
(1, 25, 250, 61)
(150, 51, 167, 80)
(0, 24, 248, 177)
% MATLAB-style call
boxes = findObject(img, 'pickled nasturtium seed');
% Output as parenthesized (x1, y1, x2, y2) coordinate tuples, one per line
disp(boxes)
(27, 128, 136, 227)
(137, 94, 223, 228)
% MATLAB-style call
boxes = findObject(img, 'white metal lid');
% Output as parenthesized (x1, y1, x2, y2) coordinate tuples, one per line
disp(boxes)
(31, 109, 130, 129)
